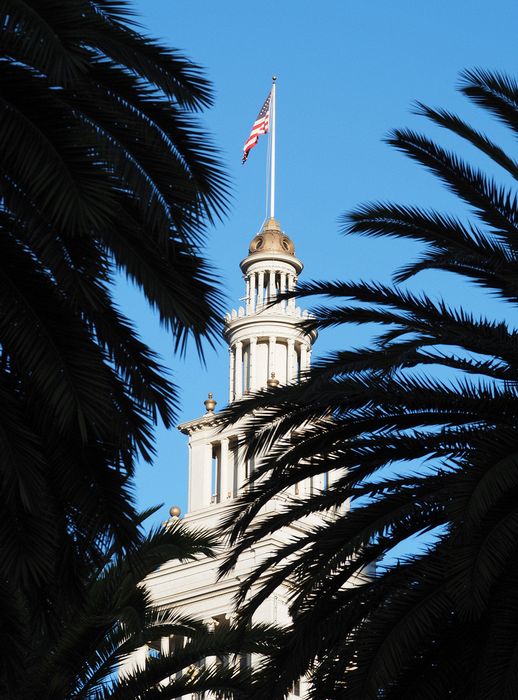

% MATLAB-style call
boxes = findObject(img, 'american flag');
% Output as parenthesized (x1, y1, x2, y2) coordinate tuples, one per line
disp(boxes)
(242, 92, 271, 163)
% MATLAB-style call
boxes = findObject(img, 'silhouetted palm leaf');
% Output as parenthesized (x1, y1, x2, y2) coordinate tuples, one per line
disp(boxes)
(4, 512, 270, 699)
(219, 69, 518, 698)
(0, 0, 228, 662)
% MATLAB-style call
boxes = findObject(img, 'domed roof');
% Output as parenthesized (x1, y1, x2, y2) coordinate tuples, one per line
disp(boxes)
(248, 218, 295, 256)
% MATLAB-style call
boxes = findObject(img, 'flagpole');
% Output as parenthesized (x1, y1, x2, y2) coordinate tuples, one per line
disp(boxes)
(269, 76, 276, 219)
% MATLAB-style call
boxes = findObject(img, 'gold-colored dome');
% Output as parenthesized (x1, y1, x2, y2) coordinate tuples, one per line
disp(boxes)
(248, 218, 295, 256)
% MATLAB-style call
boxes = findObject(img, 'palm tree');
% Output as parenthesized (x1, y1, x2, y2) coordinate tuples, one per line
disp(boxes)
(3, 508, 272, 699)
(0, 0, 227, 631)
(219, 69, 518, 699)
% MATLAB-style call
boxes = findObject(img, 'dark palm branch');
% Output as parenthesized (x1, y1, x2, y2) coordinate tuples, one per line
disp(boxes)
(217, 69, 518, 698)
(0, 0, 228, 670)
(5, 511, 273, 700)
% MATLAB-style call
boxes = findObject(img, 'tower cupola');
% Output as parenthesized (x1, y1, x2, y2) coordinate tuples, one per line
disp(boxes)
(224, 218, 316, 401)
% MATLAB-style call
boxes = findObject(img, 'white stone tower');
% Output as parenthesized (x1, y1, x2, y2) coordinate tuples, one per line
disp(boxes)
(226, 216, 313, 400)
(137, 217, 318, 698)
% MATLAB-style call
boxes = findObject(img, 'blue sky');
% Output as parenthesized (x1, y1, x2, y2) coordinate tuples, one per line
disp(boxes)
(122, 0, 518, 523)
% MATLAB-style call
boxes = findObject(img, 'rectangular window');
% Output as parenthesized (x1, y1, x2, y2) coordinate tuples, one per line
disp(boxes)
(211, 443, 221, 503)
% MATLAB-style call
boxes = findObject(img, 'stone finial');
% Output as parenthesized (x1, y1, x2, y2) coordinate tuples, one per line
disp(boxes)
(204, 392, 217, 414)
(267, 372, 280, 388)
(169, 505, 181, 518)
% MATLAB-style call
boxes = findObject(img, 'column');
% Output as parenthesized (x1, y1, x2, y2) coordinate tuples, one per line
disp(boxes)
(245, 276, 250, 312)
(205, 442, 214, 506)
(187, 442, 193, 512)
(204, 617, 218, 684)
(249, 337, 257, 392)
(220, 437, 230, 500)
(300, 343, 308, 373)
(136, 645, 147, 670)
(161, 635, 170, 656)
(312, 469, 325, 493)
(119, 648, 144, 679)
(280, 271, 287, 311)
(328, 467, 348, 513)
(160, 637, 170, 686)
(249, 272, 256, 313)
(237, 440, 246, 493)
(288, 275, 296, 311)
(274, 271, 282, 311)
(268, 270, 276, 304)
(189, 441, 213, 511)
(229, 345, 235, 402)
(287, 338, 295, 382)
(268, 336, 276, 381)
(235, 341, 243, 398)
(257, 271, 265, 308)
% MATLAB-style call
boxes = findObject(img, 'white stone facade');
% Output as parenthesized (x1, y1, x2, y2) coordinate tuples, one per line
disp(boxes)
(123, 218, 318, 698)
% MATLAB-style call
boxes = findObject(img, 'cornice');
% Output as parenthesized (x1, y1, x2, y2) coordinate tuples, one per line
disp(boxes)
(177, 412, 222, 435)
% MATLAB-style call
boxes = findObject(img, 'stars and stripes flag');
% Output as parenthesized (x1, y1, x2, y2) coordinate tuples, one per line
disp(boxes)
(242, 91, 271, 163)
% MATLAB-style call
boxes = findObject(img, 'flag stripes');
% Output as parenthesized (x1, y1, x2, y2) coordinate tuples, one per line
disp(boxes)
(242, 92, 271, 163)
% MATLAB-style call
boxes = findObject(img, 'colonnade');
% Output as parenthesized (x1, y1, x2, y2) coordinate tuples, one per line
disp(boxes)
(245, 269, 297, 314)
(124, 623, 253, 696)
(206, 435, 326, 508)
(228, 336, 312, 401)
(208, 436, 250, 505)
